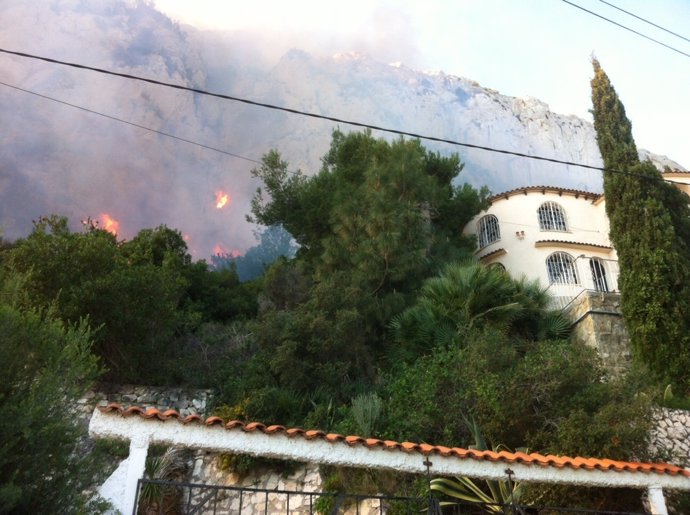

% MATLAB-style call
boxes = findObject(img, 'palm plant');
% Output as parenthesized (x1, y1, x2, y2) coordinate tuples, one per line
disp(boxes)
(390, 260, 570, 361)
(430, 417, 527, 514)
(138, 447, 188, 515)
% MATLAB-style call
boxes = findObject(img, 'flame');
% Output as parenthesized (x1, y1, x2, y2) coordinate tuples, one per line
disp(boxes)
(212, 244, 243, 258)
(213, 243, 228, 256)
(215, 190, 230, 209)
(99, 213, 120, 235)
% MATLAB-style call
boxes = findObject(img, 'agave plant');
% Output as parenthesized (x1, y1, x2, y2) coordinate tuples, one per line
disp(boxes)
(138, 447, 188, 515)
(430, 416, 527, 514)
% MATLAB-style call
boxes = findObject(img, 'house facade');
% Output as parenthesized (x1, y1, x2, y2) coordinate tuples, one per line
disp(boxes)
(464, 186, 619, 309)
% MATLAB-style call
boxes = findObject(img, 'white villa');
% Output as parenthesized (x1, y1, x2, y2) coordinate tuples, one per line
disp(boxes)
(463, 170, 690, 309)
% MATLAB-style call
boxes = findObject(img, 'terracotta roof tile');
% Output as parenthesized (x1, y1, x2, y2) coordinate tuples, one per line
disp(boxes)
(97, 403, 690, 478)
(535, 239, 612, 250)
(489, 186, 601, 203)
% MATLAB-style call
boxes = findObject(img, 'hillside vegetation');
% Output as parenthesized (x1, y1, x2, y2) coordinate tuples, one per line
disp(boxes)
(0, 131, 658, 511)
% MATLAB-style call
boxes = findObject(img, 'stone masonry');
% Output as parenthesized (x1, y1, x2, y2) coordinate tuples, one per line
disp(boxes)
(566, 291, 632, 377)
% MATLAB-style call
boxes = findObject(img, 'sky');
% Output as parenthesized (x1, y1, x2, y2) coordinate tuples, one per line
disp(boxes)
(154, 0, 690, 168)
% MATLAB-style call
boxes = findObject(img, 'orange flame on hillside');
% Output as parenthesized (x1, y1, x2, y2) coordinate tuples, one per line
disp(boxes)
(213, 243, 228, 256)
(99, 213, 120, 235)
(212, 243, 242, 258)
(215, 190, 230, 209)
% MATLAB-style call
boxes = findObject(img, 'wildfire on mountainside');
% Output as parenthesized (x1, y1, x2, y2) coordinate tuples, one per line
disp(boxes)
(215, 190, 230, 209)
(98, 213, 120, 235)
(212, 243, 242, 257)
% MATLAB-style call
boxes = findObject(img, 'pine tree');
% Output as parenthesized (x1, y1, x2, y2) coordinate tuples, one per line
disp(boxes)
(590, 59, 690, 390)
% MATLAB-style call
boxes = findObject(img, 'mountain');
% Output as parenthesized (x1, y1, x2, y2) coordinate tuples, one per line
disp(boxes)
(1, 0, 684, 257)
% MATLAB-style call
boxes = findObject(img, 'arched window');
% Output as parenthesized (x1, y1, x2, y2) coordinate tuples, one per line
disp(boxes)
(537, 202, 568, 231)
(546, 252, 579, 284)
(477, 215, 500, 248)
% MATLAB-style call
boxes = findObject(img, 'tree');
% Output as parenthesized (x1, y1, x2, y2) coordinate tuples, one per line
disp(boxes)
(212, 225, 298, 281)
(590, 59, 690, 390)
(0, 272, 102, 514)
(3, 218, 190, 383)
(232, 131, 486, 423)
(249, 131, 485, 287)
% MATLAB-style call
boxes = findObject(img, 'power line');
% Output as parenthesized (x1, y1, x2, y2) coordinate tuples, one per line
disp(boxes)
(0, 47, 687, 187)
(0, 80, 264, 166)
(561, 0, 690, 60)
(598, 0, 690, 45)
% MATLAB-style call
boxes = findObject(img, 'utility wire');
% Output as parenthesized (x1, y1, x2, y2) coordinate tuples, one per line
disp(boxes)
(0, 80, 262, 166)
(0, 47, 687, 187)
(598, 0, 690, 45)
(561, 0, 690, 60)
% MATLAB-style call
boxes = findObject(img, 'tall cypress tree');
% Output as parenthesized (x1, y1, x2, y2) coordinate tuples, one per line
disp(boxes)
(590, 59, 690, 390)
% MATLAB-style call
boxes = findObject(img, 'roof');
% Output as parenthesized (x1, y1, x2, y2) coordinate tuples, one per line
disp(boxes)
(477, 247, 506, 261)
(535, 240, 613, 252)
(489, 186, 601, 204)
(97, 403, 689, 478)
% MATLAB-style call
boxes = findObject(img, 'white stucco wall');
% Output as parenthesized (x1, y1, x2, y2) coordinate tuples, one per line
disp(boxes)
(662, 172, 690, 197)
(464, 187, 618, 304)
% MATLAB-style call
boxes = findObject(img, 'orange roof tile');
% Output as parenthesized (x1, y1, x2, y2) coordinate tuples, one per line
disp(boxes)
(97, 403, 689, 478)
(489, 186, 601, 203)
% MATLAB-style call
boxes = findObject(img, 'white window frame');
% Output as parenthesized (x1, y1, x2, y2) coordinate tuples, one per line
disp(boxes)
(477, 214, 500, 249)
(546, 252, 579, 285)
(538, 202, 568, 232)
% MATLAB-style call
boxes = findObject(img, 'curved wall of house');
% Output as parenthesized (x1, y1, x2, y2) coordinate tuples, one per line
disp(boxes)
(464, 187, 619, 306)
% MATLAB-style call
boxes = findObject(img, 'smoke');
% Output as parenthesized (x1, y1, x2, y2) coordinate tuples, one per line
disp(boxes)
(0, 0, 266, 256)
(5, 0, 680, 256)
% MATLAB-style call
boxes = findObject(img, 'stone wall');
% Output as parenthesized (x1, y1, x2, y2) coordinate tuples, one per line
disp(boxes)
(650, 408, 690, 467)
(566, 291, 631, 377)
(190, 454, 322, 514)
(566, 294, 690, 468)
(77, 383, 213, 420)
(188, 455, 386, 515)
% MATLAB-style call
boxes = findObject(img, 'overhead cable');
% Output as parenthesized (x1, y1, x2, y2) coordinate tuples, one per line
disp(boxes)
(0, 47, 686, 186)
(0, 80, 263, 165)
(598, 0, 690, 44)
(561, 0, 690, 60)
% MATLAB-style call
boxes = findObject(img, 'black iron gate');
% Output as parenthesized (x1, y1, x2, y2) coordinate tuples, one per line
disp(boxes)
(133, 478, 647, 515)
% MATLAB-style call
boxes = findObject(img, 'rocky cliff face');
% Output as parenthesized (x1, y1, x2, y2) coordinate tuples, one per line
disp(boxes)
(1, 0, 684, 255)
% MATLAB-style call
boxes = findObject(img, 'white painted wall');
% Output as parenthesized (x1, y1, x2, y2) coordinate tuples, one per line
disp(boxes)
(464, 188, 618, 304)
(662, 172, 690, 197)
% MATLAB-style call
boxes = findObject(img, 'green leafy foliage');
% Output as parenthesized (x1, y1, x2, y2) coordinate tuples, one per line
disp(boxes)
(389, 261, 570, 361)
(212, 225, 298, 281)
(0, 273, 103, 514)
(383, 327, 651, 459)
(233, 130, 486, 423)
(2, 217, 258, 385)
(137, 447, 189, 515)
(350, 393, 383, 437)
(591, 60, 690, 391)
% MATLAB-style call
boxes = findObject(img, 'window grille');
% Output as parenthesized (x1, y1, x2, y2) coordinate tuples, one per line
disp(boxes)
(546, 252, 579, 284)
(489, 262, 506, 272)
(477, 215, 500, 248)
(590, 258, 609, 292)
(537, 202, 568, 231)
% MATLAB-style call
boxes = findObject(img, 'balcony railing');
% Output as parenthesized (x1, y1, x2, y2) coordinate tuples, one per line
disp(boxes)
(545, 257, 619, 311)
(133, 479, 646, 515)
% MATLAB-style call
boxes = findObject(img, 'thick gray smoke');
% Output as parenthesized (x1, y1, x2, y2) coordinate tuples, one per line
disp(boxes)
(1, 0, 684, 257)
(0, 0, 266, 256)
